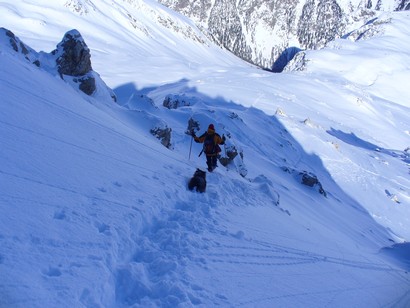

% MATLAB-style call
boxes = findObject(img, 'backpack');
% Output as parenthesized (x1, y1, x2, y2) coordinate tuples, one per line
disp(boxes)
(203, 133, 221, 155)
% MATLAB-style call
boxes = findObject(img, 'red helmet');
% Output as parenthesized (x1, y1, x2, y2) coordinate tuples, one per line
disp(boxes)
(208, 124, 215, 130)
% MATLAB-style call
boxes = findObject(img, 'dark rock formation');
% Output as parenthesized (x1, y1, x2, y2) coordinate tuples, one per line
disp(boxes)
(299, 171, 327, 196)
(163, 94, 191, 109)
(0, 28, 38, 65)
(51, 29, 116, 100)
(54, 30, 92, 77)
(151, 127, 173, 149)
(396, 0, 410, 10)
(77, 76, 96, 95)
(0, 27, 115, 101)
(52, 30, 97, 96)
(186, 118, 200, 135)
(219, 144, 238, 166)
(282, 166, 327, 196)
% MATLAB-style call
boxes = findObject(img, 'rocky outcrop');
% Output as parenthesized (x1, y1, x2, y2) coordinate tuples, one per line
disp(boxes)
(299, 171, 326, 196)
(52, 30, 101, 98)
(186, 117, 200, 135)
(0, 28, 116, 101)
(396, 0, 410, 10)
(77, 76, 96, 95)
(151, 126, 173, 149)
(53, 30, 92, 77)
(282, 166, 327, 196)
(0, 28, 39, 66)
(163, 94, 192, 109)
(163, 94, 207, 109)
(218, 144, 239, 167)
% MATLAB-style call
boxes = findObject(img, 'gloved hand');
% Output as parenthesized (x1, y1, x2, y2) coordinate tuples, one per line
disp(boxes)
(222, 134, 226, 142)
(191, 130, 196, 138)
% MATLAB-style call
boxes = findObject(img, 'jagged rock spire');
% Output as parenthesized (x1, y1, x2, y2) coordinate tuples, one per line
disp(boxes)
(53, 29, 92, 77)
(0, 27, 115, 101)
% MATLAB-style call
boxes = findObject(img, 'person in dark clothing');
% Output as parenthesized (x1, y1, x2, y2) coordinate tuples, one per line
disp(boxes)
(192, 124, 225, 172)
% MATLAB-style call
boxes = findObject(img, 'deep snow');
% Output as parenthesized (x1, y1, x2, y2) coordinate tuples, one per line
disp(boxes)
(1, 0, 410, 307)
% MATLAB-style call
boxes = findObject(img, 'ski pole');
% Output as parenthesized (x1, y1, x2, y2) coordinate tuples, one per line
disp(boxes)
(189, 134, 193, 160)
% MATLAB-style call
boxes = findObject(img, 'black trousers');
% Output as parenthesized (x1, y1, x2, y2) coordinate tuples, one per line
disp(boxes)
(206, 155, 217, 170)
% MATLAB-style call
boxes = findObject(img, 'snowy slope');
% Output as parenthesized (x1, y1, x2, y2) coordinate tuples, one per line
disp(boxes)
(0, 0, 244, 89)
(1, 0, 410, 307)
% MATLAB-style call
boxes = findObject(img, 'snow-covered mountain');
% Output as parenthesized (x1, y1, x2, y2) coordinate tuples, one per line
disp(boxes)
(1, 0, 409, 307)
(159, 0, 410, 70)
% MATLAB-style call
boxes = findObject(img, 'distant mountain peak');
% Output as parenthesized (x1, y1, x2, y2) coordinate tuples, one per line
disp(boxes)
(159, 0, 409, 70)
(64, 0, 97, 15)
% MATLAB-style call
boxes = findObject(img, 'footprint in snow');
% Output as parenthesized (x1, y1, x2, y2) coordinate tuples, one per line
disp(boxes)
(95, 222, 111, 235)
(53, 209, 67, 220)
(42, 266, 62, 277)
(175, 201, 197, 212)
(113, 181, 122, 187)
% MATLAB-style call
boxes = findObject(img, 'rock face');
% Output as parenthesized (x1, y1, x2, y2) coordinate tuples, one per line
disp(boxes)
(297, 0, 344, 50)
(299, 171, 326, 196)
(4, 29, 28, 54)
(0, 28, 39, 65)
(0, 28, 115, 101)
(163, 94, 191, 109)
(151, 126, 173, 149)
(77, 76, 96, 95)
(281, 166, 327, 196)
(158, 0, 409, 70)
(52, 30, 101, 97)
(54, 30, 92, 77)
(397, 0, 410, 10)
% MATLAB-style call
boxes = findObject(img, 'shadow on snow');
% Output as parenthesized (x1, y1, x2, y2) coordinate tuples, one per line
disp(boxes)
(111, 79, 407, 306)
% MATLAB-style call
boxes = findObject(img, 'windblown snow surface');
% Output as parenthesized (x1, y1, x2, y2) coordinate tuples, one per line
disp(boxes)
(0, 1, 410, 307)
